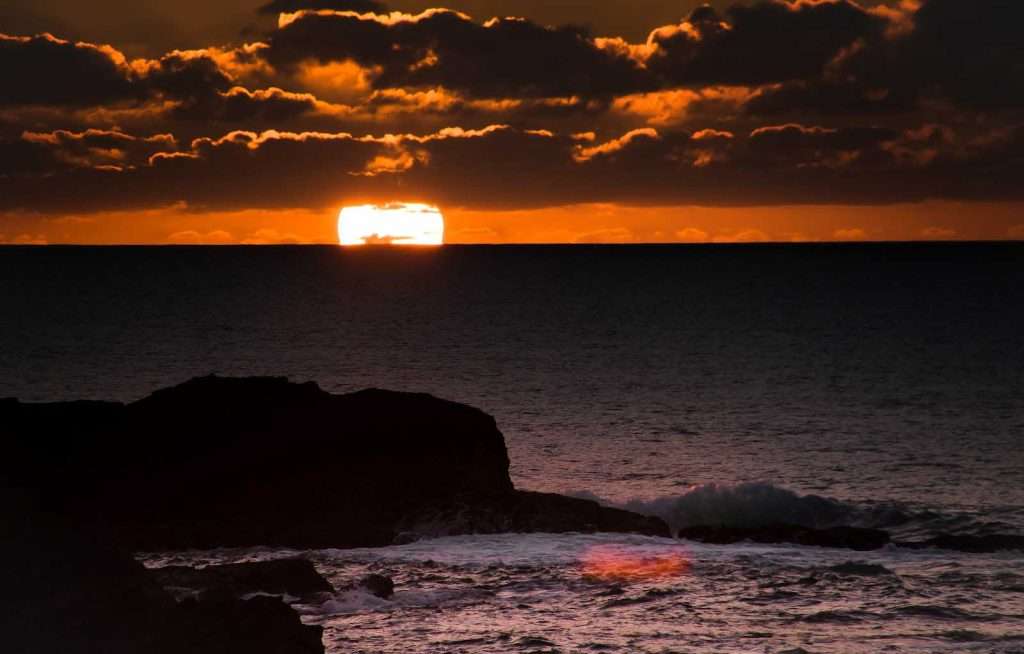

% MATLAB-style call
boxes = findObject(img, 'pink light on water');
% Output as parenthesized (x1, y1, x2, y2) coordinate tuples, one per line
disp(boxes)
(581, 544, 691, 582)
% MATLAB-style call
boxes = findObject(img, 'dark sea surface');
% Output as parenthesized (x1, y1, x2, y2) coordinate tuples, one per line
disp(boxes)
(4, 243, 1024, 653)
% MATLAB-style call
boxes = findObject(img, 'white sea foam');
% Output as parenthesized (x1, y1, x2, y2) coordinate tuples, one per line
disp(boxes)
(147, 533, 1024, 654)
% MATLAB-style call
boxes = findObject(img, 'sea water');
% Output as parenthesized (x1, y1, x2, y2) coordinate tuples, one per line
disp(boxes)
(3, 243, 1023, 652)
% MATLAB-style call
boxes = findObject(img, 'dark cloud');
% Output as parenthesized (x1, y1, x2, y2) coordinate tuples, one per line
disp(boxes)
(258, 0, 389, 15)
(743, 80, 917, 117)
(0, 34, 331, 126)
(173, 87, 323, 122)
(745, 123, 898, 161)
(746, 0, 1024, 116)
(0, 138, 65, 176)
(265, 10, 653, 98)
(0, 34, 139, 107)
(876, 0, 1024, 110)
(0, 129, 178, 175)
(646, 1, 886, 86)
(3, 122, 1023, 215)
(0, 34, 236, 110)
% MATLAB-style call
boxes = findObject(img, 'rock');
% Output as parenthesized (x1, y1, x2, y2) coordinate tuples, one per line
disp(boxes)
(358, 574, 395, 599)
(178, 595, 324, 654)
(898, 533, 1024, 553)
(678, 524, 891, 551)
(1, 496, 323, 654)
(828, 562, 894, 576)
(1, 376, 669, 549)
(398, 491, 671, 539)
(152, 558, 334, 599)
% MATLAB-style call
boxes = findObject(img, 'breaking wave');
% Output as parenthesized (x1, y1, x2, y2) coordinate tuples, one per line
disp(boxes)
(570, 482, 1011, 538)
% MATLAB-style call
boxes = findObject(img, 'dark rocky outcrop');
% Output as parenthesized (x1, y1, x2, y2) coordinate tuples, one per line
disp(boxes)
(0, 375, 669, 550)
(678, 524, 891, 551)
(396, 490, 670, 540)
(2, 496, 323, 654)
(177, 594, 323, 654)
(152, 558, 334, 600)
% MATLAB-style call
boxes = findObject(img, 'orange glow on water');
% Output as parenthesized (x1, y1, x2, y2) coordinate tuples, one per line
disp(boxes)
(581, 545, 690, 582)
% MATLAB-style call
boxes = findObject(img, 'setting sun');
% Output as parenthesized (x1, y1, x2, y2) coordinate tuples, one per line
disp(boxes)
(338, 203, 445, 246)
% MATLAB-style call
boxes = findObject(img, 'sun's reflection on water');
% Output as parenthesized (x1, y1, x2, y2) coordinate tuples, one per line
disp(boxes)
(581, 544, 691, 582)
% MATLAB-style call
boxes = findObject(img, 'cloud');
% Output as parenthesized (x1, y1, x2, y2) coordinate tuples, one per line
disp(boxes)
(573, 227, 634, 244)
(644, 2, 886, 86)
(263, 9, 652, 98)
(240, 228, 312, 244)
(167, 229, 234, 244)
(2, 0, 1023, 224)
(4, 119, 1024, 215)
(834, 227, 868, 240)
(611, 86, 754, 127)
(258, 0, 388, 16)
(0, 33, 234, 111)
(744, 123, 900, 168)
(0, 233, 49, 245)
(675, 227, 710, 243)
(18, 128, 178, 170)
(745, 0, 1024, 115)
(573, 128, 660, 162)
(0, 33, 139, 107)
(713, 229, 771, 243)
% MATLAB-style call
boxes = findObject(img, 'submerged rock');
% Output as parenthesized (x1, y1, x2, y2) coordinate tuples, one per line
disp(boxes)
(828, 562, 895, 576)
(677, 524, 891, 551)
(357, 574, 395, 599)
(0, 375, 669, 550)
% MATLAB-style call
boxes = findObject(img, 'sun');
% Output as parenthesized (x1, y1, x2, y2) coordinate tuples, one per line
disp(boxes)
(338, 203, 445, 246)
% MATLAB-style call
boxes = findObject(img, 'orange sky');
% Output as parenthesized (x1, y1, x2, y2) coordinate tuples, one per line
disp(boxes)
(3, 201, 1022, 245)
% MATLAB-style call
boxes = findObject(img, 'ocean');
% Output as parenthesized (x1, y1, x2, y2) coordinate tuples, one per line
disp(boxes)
(3, 243, 1023, 652)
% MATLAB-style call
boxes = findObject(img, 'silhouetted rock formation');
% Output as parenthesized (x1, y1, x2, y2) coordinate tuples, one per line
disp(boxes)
(0, 375, 669, 550)
(177, 594, 323, 654)
(678, 524, 891, 551)
(2, 496, 323, 654)
(153, 559, 334, 600)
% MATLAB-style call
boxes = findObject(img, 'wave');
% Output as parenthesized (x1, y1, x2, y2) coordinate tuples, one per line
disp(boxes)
(569, 482, 1014, 539)
(571, 483, 865, 533)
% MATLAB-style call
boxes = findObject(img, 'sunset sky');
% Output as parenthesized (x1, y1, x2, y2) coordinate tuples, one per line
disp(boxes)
(1, 0, 1022, 244)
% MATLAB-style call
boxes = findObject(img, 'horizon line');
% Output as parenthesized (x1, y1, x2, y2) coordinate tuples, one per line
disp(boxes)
(2, 240, 1022, 248)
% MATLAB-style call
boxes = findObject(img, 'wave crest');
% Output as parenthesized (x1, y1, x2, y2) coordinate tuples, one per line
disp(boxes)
(569, 482, 922, 534)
